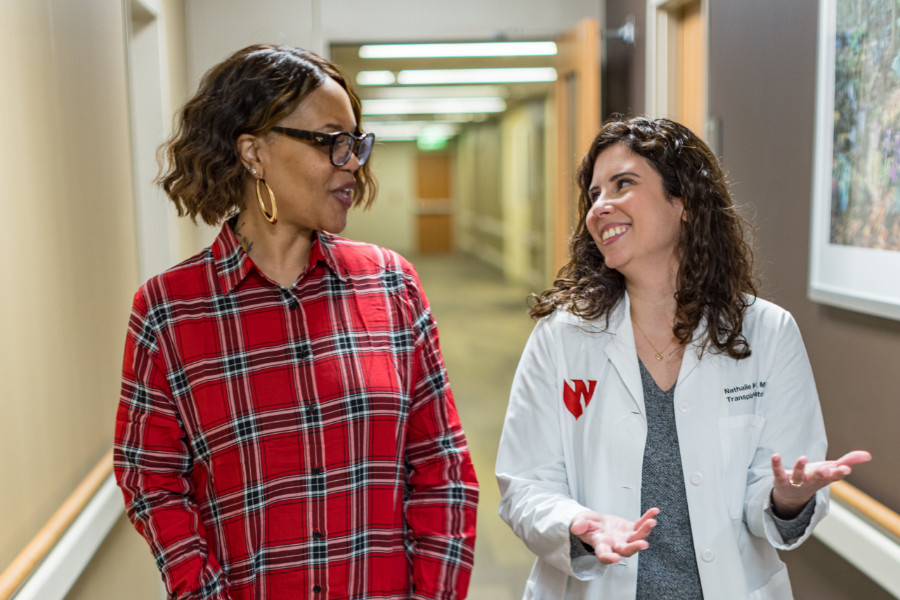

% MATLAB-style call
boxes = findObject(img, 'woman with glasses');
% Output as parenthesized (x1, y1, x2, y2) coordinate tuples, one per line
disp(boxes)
(114, 45, 478, 600)
(496, 116, 870, 599)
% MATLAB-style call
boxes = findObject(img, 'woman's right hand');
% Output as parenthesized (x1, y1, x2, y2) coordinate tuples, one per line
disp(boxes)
(570, 507, 660, 564)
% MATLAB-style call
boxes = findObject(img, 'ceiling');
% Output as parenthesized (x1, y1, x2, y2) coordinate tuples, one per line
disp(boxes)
(329, 42, 557, 144)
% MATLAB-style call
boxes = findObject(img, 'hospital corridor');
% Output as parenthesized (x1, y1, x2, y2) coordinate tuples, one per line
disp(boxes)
(2, 0, 900, 599)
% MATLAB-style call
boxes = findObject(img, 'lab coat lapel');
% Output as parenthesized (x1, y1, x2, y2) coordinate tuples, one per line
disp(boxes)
(602, 294, 646, 419)
(677, 316, 707, 385)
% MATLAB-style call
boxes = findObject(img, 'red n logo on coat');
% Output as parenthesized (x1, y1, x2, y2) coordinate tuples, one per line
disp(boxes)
(563, 379, 596, 419)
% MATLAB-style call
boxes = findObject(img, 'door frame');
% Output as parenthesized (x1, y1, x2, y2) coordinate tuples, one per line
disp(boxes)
(645, 0, 709, 134)
(552, 18, 601, 276)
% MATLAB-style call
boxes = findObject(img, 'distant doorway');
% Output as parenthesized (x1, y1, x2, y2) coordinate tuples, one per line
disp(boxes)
(646, 0, 708, 140)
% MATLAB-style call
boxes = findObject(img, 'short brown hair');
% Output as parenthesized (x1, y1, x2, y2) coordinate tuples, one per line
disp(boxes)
(158, 44, 377, 225)
(531, 116, 757, 359)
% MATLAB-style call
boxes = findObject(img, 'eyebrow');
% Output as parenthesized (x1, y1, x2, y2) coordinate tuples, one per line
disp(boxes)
(319, 122, 356, 132)
(610, 170, 640, 182)
(589, 170, 641, 194)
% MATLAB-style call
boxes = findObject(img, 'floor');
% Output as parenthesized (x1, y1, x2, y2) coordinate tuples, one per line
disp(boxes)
(413, 252, 538, 600)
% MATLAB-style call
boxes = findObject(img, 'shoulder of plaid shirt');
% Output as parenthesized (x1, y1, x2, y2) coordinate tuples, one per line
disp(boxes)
(113, 222, 479, 600)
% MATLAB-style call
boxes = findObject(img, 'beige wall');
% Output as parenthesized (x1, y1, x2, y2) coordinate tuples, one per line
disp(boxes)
(0, 0, 185, 597)
(342, 141, 418, 257)
(0, 0, 136, 565)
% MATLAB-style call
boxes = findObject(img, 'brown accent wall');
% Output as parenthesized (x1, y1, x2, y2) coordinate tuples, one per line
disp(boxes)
(707, 0, 900, 512)
(708, 2, 898, 598)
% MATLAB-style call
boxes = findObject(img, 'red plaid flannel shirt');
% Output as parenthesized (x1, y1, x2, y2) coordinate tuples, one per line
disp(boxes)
(114, 223, 478, 599)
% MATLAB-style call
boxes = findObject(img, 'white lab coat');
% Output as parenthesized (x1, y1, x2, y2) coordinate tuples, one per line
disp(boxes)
(496, 294, 828, 599)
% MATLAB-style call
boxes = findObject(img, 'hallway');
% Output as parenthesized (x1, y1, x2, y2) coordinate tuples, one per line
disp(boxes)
(413, 252, 539, 599)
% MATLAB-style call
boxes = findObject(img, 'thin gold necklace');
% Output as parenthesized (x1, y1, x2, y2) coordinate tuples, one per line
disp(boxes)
(632, 318, 676, 361)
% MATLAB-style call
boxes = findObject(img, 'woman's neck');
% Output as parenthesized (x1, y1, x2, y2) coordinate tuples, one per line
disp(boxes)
(625, 269, 684, 387)
(233, 208, 315, 288)
(624, 266, 679, 327)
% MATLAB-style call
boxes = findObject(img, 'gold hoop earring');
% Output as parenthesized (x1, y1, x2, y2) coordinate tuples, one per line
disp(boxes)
(256, 178, 277, 224)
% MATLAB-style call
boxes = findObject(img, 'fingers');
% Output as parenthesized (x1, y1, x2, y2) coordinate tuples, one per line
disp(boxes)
(834, 450, 872, 468)
(771, 453, 787, 480)
(596, 539, 650, 564)
(569, 510, 599, 537)
(612, 539, 650, 558)
(595, 551, 623, 565)
(570, 508, 660, 564)
(772, 453, 811, 486)
(627, 508, 659, 543)
(635, 507, 661, 525)
(771, 450, 872, 498)
(570, 518, 590, 537)
(790, 456, 809, 486)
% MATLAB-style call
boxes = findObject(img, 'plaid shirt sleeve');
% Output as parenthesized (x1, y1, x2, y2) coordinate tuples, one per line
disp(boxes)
(114, 287, 232, 600)
(402, 266, 480, 600)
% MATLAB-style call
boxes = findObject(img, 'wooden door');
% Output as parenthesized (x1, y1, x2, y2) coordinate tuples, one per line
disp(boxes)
(415, 152, 454, 254)
(676, 0, 706, 137)
(648, 0, 708, 140)
(553, 19, 601, 275)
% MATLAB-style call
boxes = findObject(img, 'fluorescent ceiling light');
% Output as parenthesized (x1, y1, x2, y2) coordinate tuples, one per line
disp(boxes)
(362, 97, 506, 115)
(364, 85, 509, 99)
(365, 119, 473, 129)
(359, 41, 557, 59)
(356, 70, 395, 85)
(396, 67, 557, 85)
(367, 121, 462, 141)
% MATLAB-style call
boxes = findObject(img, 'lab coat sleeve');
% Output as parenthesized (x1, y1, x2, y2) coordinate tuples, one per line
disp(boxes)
(743, 310, 829, 549)
(495, 317, 602, 579)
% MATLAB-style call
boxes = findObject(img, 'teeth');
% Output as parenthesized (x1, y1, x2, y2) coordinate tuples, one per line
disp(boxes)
(602, 225, 629, 241)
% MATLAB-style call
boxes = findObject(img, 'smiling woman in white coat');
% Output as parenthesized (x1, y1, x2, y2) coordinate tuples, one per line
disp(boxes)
(495, 116, 871, 599)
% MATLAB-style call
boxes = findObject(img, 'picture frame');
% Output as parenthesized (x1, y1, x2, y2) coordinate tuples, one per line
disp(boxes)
(810, 0, 900, 321)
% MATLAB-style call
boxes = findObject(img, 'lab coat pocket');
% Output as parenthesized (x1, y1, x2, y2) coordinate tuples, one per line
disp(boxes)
(718, 414, 766, 519)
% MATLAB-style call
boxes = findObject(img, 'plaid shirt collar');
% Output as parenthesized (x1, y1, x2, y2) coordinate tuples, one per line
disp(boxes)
(211, 220, 347, 294)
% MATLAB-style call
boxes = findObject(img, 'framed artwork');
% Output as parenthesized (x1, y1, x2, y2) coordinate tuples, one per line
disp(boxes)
(810, 0, 900, 321)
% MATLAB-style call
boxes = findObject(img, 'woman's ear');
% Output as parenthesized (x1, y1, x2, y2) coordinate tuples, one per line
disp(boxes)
(236, 133, 262, 176)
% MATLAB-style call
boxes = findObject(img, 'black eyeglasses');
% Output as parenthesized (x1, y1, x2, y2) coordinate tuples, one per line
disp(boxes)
(270, 127, 375, 167)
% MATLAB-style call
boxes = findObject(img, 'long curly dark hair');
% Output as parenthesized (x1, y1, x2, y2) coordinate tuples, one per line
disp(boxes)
(158, 44, 377, 225)
(531, 116, 757, 359)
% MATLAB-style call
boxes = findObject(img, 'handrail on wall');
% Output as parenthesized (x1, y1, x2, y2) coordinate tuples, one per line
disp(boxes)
(831, 479, 900, 540)
(0, 450, 897, 599)
(0, 449, 113, 600)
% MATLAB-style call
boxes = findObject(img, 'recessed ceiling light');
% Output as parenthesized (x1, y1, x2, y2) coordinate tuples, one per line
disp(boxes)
(361, 97, 507, 115)
(359, 41, 557, 59)
(365, 85, 509, 99)
(366, 121, 462, 142)
(356, 71, 395, 85)
(396, 68, 557, 85)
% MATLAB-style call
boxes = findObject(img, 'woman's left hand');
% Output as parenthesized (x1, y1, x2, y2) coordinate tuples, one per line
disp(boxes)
(770, 450, 872, 518)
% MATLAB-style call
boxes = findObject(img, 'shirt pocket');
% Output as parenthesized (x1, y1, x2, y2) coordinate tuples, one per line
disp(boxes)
(718, 414, 766, 519)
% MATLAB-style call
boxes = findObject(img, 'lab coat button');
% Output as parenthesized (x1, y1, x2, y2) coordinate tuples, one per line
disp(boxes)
(690, 472, 704, 485)
(679, 402, 691, 413)
(701, 549, 716, 562)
